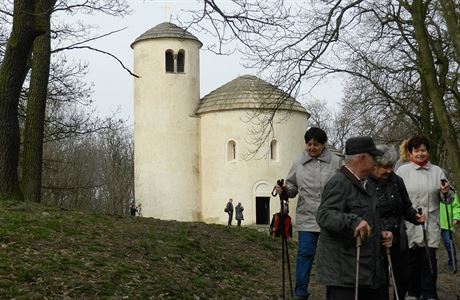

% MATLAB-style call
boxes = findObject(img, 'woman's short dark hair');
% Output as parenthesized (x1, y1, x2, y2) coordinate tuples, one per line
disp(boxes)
(304, 127, 327, 144)
(407, 135, 430, 152)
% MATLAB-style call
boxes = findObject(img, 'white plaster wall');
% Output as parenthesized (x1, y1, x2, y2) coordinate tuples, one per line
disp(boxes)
(133, 38, 202, 221)
(200, 109, 308, 225)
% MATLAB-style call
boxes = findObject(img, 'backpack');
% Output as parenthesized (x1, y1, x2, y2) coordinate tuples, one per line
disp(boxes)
(269, 213, 292, 238)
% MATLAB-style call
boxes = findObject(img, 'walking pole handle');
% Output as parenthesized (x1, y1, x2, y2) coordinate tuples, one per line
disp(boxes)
(417, 207, 426, 228)
(417, 207, 423, 222)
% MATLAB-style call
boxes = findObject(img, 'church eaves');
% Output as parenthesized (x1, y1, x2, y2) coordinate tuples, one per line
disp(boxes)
(130, 22, 202, 48)
(196, 75, 309, 116)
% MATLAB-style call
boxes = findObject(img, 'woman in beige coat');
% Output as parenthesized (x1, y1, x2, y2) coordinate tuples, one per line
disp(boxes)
(396, 135, 453, 300)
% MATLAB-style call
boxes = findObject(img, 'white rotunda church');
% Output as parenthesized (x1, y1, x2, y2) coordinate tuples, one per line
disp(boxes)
(131, 22, 310, 225)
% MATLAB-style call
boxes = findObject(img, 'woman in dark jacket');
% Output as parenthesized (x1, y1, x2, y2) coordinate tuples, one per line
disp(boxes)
(368, 144, 424, 300)
(235, 202, 244, 226)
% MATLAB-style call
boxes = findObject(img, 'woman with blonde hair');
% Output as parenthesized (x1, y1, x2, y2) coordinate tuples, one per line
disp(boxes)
(394, 138, 410, 171)
(396, 135, 453, 299)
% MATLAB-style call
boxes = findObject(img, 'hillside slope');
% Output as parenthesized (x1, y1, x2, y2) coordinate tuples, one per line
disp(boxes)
(0, 201, 459, 299)
(0, 201, 294, 299)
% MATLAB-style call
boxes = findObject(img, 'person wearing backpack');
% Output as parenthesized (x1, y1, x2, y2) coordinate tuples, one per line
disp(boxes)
(276, 127, 342, 300)
(225, 198, 234, 226)
(270, 207, 293, 239)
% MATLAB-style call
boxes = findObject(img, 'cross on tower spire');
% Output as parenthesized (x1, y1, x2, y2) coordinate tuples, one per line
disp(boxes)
(161, 2, 170, 21)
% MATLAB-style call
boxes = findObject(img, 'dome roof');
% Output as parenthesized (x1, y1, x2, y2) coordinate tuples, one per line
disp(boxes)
(131, 22, 202, 48)
(196, 75, 308, 115)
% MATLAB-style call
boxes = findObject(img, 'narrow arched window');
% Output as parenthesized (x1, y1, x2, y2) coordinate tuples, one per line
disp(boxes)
(177, 50, 185, 73)
(165, 50, 174, 72)
(270, 139, 278, 161)
(227, 140, 236, 161)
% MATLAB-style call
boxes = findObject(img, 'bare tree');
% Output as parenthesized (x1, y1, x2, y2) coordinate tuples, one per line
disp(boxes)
(184, 0, 460, 186)
(98, 126, 134, 215)
(0, 0, 131, 202)
(42, 122, 133, 215)
(22, 0, 57, 203)
(0, 0, 45, 200)
(440, 0, 460, 64)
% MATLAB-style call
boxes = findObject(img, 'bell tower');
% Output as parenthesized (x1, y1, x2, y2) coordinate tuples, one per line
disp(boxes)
(131, 22, 202, 221)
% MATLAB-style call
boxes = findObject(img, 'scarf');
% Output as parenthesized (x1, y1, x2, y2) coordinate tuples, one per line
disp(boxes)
(410, 157, 429, 167)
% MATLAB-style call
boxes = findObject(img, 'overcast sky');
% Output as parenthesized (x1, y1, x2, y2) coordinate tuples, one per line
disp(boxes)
(65, 0, 343, 123)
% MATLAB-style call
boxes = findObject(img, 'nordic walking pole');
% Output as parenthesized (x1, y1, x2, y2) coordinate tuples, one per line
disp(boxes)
(272, 179, 293, 299)
(417, 207, 434, 275)
(279, 199, 293, 298)
(386, 247, 400, 300)
(444, 198, 457, 273)
(283, 224, 293, 298)
(281, 213, 285, 299)
(442, 179, 457, 273)
(355, 236, 362, 300)
(441, 180, 459, 300)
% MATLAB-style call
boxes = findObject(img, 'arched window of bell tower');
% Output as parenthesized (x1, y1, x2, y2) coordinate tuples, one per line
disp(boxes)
(270, 139, 279, 161)
(165, 50, 174, 73)
(177, 50, 185, 73)
(227, 140, 236, 162)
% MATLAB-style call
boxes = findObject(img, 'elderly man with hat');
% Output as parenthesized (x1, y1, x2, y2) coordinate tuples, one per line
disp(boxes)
(315, 136, 393, 300)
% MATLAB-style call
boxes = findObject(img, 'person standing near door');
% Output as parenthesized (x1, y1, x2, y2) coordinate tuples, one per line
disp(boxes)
(235, 202, 244, 226)
(276, 127, 342, 300)
(225, 198, 234, 226)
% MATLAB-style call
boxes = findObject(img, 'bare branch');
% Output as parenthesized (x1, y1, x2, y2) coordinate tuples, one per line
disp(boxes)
(60, 45, 138, 78)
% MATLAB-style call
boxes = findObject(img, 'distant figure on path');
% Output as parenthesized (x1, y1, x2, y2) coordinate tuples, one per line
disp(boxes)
(235, 202, 244, 226)
(225, 198, 234, 226)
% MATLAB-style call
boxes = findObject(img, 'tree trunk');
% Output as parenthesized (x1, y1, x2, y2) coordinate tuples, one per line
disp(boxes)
(412, 0, 460, 187)
(22, 0, 54, 202)
(0, 0, 43, 201)
(440, 0, 460, 64)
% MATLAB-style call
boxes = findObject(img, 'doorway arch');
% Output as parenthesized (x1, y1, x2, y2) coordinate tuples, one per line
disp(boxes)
(252, 180, 272, 225)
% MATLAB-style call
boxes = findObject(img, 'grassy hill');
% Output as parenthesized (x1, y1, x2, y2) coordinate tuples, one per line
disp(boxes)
(0, 201, 296, 299)
(0, 200, 459, 299)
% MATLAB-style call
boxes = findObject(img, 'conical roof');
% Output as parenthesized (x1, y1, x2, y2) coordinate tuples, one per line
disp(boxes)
(196, 75, 308, 115)
(131, 22, 202, 48)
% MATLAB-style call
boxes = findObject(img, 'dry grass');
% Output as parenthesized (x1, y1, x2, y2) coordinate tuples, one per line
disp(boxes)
(0, 200, 459, 299)
(0, 201, 293, 299)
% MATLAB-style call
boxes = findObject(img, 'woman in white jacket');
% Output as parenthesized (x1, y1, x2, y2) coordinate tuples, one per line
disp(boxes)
(277, 127, 342, 300)
(396, 135, 453, 300)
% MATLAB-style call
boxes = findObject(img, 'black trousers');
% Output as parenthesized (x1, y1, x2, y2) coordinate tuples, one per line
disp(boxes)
(407, 246, 438, 299)
(326, 285, 386, 300)
(227, 213, 233, 226)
